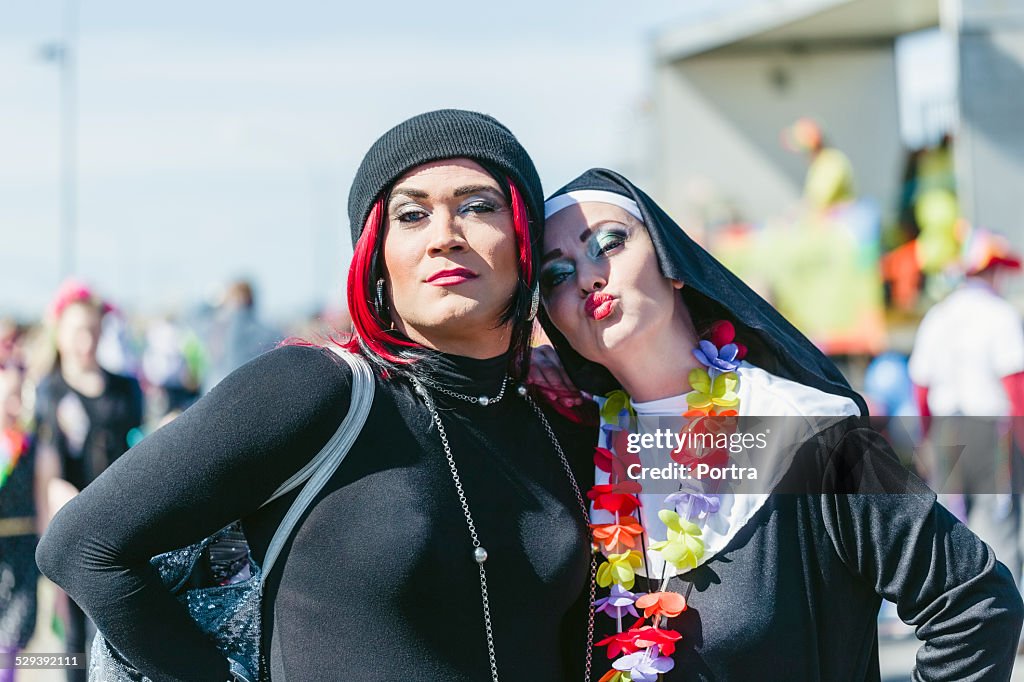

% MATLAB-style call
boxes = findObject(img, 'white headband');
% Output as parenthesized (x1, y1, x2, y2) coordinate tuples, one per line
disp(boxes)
(543, 190, 644, 222)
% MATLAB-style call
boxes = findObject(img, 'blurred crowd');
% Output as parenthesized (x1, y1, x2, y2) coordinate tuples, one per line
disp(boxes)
(695, 118, 1015, 407)
(0, 277, 350, 680)
(698, 117, 1024, 641)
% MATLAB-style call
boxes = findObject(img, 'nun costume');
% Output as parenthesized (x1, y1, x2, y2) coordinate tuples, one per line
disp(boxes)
(538, 168, 1023, 682)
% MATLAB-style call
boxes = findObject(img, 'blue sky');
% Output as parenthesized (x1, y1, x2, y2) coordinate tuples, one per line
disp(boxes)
(0, 0, 945, 322)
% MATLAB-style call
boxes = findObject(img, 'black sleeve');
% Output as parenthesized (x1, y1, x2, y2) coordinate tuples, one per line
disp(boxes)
(32, 374, 59, 449)
(821, 427, 1024, 682)
(126, 374, 144, 434)
(35, 345, 353, 682)
(107, 372, 145, 457)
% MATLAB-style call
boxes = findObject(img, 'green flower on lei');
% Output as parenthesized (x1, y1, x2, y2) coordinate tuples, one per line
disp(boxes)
(649, 509, 705, 571)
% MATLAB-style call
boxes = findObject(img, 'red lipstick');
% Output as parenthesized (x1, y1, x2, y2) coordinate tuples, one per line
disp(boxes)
(426, 267, 477, 287)
(584, 292, 615, 320)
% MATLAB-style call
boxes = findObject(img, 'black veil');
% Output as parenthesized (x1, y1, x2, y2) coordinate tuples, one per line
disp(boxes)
(538, 168, 869, 417)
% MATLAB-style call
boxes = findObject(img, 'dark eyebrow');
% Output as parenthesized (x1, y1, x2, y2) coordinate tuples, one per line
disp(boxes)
(541, 248, 563, 264)
(586, 220, 633, 239)
(542, 221, 625, 262)
(453, 184, 504, 198)
(389, 187, 429, 201)
(389, 184, 503, 204)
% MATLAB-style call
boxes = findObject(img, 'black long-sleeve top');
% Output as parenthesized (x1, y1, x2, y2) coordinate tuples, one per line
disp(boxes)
(35, 368, 143, 490)
(628, 423, 1024, 681)
(36, 345, 595, 681)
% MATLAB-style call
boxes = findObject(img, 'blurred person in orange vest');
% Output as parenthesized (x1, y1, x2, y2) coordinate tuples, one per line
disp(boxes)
(909, 229, 1024, 593)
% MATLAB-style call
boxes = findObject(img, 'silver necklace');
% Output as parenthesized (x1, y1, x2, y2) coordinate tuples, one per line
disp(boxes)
(416, 375, 509, 406)
(411, 379, 596, 682)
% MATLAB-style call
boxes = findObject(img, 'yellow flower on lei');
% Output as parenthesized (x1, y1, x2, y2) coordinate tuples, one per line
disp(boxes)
(649, 509, 705, 571)
(596, 550, 644, 590)
(600, 389, 634, 424)
(686, 368, 739, 410)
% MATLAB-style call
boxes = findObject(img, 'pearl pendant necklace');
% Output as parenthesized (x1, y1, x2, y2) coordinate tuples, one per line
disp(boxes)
(417, 375, 509, 406)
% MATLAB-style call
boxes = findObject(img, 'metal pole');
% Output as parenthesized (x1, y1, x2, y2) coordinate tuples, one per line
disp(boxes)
(59, 0, 78, 280)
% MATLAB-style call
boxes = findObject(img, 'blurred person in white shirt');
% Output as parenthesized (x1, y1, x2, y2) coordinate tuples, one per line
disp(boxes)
(909, 228, 1024, 590)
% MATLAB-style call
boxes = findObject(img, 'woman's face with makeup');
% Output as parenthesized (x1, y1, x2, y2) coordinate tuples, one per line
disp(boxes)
(380, 158, 519, 354)
(540, 201, 681, 366)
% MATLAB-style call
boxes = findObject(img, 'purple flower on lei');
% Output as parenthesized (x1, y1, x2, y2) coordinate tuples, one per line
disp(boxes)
(593, 583, 645, 620)
(612, 646, 676, 682)
(693, 340, 741, 378)
(601, 408, 631, 449)
(664, 491, 721, 519)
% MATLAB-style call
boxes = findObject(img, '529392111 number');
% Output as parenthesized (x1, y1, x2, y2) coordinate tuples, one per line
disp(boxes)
(4, 653, 86, 669)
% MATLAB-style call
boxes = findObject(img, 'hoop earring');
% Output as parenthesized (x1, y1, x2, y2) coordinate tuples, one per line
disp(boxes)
(375, 278, 387, 315)
(527, 286, 540, 322)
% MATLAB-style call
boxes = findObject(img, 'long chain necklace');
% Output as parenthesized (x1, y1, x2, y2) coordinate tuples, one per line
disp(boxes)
(412, 378, 596, 682)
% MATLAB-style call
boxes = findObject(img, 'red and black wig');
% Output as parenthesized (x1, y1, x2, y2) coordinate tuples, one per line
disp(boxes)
(342, 168, 538, 384)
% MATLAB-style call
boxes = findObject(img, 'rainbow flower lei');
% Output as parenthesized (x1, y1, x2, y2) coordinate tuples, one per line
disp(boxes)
(589, 321, 747, 682)
(0, 427, 29, 490)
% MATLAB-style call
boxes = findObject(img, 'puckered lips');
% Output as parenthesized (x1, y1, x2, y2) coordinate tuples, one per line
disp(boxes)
(426, 267, 478, 287)
(584, 291, 616, 321)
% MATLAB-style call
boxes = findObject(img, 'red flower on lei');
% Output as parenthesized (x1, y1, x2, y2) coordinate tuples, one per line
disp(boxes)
(587, 482, 642, 514)
(596, 619, 684, 659)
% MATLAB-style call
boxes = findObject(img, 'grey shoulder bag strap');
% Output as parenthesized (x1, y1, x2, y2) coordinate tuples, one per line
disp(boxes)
(259, 349, 374, 583)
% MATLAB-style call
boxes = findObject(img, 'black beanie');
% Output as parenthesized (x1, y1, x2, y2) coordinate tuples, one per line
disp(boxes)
(347, 109, 543, 245)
